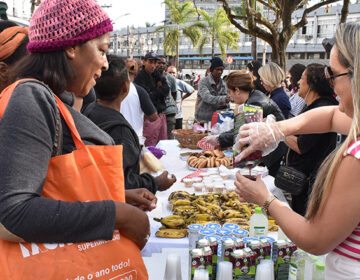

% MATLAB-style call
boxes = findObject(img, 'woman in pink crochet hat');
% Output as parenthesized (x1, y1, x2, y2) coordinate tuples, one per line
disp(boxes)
(0, 0, 151, 279)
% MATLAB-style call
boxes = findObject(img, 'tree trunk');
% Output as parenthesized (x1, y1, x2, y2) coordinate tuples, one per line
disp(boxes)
(270, 41, 287, 70)
(251, 36, 257, 60)
(212, 35, 215, 58)
(340, 0, 350, 23)
(176, 28, 179, 69)
(31, 0, 36, 15)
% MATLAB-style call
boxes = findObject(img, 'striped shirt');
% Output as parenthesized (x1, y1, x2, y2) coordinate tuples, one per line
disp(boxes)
(333, 139, 360, 261)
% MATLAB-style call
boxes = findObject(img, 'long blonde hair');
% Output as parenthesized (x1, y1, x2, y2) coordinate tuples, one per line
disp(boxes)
(306, 23, 360, 219)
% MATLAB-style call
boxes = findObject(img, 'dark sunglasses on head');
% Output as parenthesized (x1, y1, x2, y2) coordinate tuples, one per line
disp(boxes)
(324, 66, 350, 88)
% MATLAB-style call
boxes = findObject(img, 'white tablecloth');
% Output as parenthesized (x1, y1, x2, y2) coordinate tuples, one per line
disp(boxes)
(142, 140, 287, 255)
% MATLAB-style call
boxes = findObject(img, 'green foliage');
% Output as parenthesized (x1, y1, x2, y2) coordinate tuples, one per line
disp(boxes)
(162, 0, 201, 57)
(195, 8, 240, 58)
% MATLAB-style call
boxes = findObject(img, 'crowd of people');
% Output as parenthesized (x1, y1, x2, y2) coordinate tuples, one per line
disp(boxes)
(0, 0, 359, 278)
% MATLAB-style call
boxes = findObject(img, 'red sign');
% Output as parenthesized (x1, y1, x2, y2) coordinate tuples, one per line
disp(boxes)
(226, 56, 233, 64)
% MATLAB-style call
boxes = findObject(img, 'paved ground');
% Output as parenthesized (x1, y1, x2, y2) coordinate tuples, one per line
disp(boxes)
(181, 90, 197, 124)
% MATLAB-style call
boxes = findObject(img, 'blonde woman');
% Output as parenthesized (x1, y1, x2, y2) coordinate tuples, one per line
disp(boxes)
(234, 22, 359, 278)
(259, 62, 291, 118)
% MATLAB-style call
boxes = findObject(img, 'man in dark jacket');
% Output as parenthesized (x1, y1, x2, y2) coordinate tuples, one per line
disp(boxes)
(84, 55, 176, 194)
(134, 52, 170, 146)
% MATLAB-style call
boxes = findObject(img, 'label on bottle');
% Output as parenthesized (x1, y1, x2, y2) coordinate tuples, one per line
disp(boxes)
(288, 263, 297, 280)
(254, 226, 266, 236)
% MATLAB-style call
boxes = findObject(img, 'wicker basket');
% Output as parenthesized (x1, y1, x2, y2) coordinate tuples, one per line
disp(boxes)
(173, 129, 208, 149)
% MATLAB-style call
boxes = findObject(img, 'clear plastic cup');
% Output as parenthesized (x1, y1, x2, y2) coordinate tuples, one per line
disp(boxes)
(163, 254, 182, 280)
(183, 178, 193, 188)
(216, 261, 233, 280)
(193, 182, 204, 192)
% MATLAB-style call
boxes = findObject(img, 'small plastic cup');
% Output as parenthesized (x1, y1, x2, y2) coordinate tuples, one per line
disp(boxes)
(183, 178, 193, 188)
(193, 182, 204, 192)
(192, 177, 203, 183)
(220, 172, 230, 180)
(214, 184, 224, 193)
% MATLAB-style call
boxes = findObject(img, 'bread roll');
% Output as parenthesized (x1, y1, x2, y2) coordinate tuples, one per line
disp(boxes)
(143, 152, 163, 172)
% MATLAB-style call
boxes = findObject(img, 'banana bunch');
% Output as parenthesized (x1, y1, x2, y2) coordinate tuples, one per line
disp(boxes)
(154, 190, 278, 238)
(153, 215, 185, 229)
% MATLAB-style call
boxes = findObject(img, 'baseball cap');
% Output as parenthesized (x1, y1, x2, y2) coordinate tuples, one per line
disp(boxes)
(144, 52, 159, 60)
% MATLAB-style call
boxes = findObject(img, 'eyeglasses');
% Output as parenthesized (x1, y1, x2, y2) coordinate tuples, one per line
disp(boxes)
(324, 66, 350, 88)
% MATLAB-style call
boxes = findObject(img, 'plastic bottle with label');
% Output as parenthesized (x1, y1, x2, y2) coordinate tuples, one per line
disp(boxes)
(313, 261, 325, 280)
(288, 249, 307, 280)
(249, 207, 268, 237)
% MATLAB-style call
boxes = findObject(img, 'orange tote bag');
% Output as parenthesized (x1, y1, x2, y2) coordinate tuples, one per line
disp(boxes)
(0, 80, 148, 280)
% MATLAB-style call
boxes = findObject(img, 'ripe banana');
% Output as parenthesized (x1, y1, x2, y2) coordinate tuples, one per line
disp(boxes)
(172, 199, 192, 207)
(224, 218, 249, 225)
(223, 209, 246, 219)
(206, 203, 224, 219)
(155, 228, 187, 238)
(154, 215, 185, 229)
(168, 190, 193, 201)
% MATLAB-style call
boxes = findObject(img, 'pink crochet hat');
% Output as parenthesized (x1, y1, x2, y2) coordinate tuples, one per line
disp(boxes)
(27, 0, 113, 53)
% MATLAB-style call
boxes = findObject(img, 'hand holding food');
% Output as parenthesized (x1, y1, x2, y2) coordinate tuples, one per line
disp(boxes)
(114, 202, 151, 249)
(234, 122, 285, 162)
(234, 171, 272, 206)
(155, 171, 177, 191)
(203, 135, 220, 147)
(125, 189, 157, 211)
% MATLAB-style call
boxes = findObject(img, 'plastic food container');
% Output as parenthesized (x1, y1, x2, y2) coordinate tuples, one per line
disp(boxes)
(183, 178, 193, 188)
(220, 172, 230, 180)
(216, 229, 232, 236)
(192, 177, 203, 183)
(222, 223, 239, 230)
(199, 229, 216, 238)
(193, 182, 204, 192)
(214, 184, 224, 193)
(205, 223, 222, 230)
(232, 229, 249, 238)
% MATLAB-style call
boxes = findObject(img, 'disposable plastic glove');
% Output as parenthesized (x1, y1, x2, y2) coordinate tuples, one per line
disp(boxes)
(234, 121, 285, 162)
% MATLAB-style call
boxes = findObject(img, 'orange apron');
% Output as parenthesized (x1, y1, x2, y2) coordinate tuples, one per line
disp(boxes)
(0, 80, 148, 279)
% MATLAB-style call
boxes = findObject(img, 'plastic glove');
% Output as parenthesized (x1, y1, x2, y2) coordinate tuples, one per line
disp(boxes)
(234, 122, 285, 162)
(204, 135, 220, 147)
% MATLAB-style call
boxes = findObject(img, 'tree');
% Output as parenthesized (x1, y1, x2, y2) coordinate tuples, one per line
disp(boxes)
(161, 0, 202, 69)
(195, 8, 240, 58)
(217, 0, 350, 69)
(30, 0, 41, 15)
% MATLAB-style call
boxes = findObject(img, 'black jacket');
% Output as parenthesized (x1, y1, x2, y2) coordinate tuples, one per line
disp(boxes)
(134, 68, 170, 114)
(218, 90, 286, 176)
(287, 96, 338, 216)
(83, 103, 158, 194)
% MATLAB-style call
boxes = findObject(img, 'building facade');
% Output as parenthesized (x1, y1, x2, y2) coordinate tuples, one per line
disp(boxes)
(109, 3, 360, 71)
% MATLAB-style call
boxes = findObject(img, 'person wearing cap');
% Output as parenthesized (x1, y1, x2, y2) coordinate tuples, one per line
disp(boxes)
(195, 57, 230, 124)
(134, 52, 169, 146)
(0, 20, 29, 92)
(0, 0, 151, 278)
(120, 58, 158, 138)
